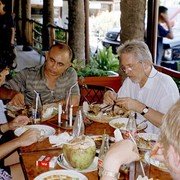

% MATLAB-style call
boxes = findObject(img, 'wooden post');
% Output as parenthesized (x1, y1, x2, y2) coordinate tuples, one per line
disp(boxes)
(146, 0, 159, 63)
(84, 0, 90, 64)
(42, 0, 54, 51)
(14, 0, 23, 45)
(49, 26, 55, 46)
(22, 0, 32, 51)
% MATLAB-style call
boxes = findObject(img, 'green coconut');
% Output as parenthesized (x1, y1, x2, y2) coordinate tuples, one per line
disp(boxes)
(63, 135, 96, 170)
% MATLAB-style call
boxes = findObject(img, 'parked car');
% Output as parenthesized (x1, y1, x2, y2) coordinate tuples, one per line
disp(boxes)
(102, 28, 120, 54)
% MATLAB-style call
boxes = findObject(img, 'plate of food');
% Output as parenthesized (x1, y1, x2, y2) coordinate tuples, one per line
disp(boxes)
(14, 125, 56, 138)
(109, 118, 148, 131)
(5, 104, 28, 118)
(136, 133, 158, 150)
(41, 103, 58, 121)
(57, 154, 98, 173)
(83, 102, 130, 123)
(34, 169, 88, 180)
(144, 151, 168, 172)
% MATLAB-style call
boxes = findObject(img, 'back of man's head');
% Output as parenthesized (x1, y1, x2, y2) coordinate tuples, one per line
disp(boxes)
(159, 6, 168, 16)
(0, 50, 16, 73)
(160, 100, 180, 155)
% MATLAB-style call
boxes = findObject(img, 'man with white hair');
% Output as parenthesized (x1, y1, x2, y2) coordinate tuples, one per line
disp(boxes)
(104, 40, 179, 134)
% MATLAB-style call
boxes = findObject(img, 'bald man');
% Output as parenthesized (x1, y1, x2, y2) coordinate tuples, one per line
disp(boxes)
(3, 43, 80, 106)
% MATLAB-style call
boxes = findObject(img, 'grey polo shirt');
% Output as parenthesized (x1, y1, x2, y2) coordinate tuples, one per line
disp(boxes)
(4, 65, 80, 105)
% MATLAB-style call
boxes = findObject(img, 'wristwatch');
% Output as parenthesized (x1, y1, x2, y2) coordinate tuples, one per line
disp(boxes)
(141, 106, 149, 116)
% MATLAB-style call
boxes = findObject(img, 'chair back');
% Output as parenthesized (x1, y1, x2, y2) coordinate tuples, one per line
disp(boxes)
(79, 84, 114, 105)
(154, 65, 180, 79)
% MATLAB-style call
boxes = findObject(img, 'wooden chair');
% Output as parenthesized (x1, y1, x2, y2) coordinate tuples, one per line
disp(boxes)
(154, 65, 180, 79)
(154, 65, 180, 90)
(79, 84, 114, 105)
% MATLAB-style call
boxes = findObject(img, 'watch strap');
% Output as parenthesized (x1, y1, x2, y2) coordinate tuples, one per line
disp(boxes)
(141, 106, 149, 116)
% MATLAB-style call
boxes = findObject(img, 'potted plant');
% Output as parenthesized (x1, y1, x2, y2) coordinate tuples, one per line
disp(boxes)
(72, 47, 123, 92)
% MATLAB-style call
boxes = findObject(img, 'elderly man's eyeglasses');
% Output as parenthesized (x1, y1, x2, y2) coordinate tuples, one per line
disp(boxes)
(121, 61, 141, 72)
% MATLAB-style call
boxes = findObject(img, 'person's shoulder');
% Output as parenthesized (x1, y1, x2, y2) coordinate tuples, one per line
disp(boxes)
(66, 67, 77, 75)
(157, 71, 178, 89)
(18, 65, 42, 74)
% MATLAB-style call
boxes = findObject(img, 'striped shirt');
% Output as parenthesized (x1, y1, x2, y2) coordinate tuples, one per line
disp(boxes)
(4, 65, 80, 105)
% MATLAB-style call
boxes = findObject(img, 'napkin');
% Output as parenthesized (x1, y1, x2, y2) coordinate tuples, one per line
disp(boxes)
(49, 132, 73, 147)
(114, 129, 123, 142)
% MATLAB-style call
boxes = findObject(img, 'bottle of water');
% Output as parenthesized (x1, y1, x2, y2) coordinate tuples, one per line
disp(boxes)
(31, 92, 42, 124)
(98, 134, 110, 178)
(126, 111, 137, 136)
(72, 110, 85, 138)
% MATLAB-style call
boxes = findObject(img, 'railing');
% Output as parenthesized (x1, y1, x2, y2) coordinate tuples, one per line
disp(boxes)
(16, 17, 68, 52)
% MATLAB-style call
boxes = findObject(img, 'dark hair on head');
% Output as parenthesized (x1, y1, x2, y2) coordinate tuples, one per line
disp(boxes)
(159, 6, 168, 16)
(0, 50, 16, 73)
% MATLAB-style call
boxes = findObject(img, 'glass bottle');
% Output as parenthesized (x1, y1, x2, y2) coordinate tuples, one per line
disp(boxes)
(126, 111, 137, 136)
(72, 110, 85, 138)
(31, 92, 42, 124)
(98, 134, 110, 178)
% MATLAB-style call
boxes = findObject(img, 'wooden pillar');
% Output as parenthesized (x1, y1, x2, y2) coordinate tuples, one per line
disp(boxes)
(84, 0, 90, 63)
(22, 0, 32, 51)
(68, 0, 85, 61)
(42, 0, 54, 51)
(14, 0, 23, 45)
(146, 0, 159, 63)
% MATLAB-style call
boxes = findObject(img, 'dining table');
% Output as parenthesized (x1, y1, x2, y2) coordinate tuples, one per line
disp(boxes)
(18, 113, 172, 180)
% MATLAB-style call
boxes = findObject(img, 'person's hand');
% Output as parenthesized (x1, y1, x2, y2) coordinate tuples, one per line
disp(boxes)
(103, 90, 117, 105)
(0, 68, 9, 86)
(115, 97, 142, 112)
(151, 142, 165, 162)
(103, 140, 140, 172)
(8, 92, 25, 106)
(8, 115, 29, 130)
(18, 129, 41, 147)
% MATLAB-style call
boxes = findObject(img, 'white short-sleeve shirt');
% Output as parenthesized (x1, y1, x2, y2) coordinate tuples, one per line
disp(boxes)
(117, 67, 179, 134)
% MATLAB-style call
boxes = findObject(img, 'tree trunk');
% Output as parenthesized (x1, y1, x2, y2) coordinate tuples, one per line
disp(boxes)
(22, 0, 32, 51)
(42, 0, 54, 51)
(120, 0, 146, 43)
(14, 0, 23, 45)
(68, 0, 85, 61)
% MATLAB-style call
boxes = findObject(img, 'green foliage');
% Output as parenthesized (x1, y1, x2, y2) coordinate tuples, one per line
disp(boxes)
(72, 47, 119, 77)
(55, 29, 66, 42)
(92, 47, 119, 72)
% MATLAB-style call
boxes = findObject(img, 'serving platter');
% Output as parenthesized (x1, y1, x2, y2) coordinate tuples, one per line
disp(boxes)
(6, 103, 58, 121)
(83, 102, 130, 123)
(14, 124, 56, 138)
(109, 118, 148, 131)
(136, 133, 158, 150)
(34, 169, 88, 180)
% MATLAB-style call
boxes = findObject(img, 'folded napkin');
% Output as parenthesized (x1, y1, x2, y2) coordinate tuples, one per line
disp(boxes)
(114, 129, 123, 142)
(49, 132, 73, 147)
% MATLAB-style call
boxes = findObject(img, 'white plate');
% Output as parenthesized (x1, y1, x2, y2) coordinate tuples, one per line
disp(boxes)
(137, 133, 158, 150)
(144, 151, 168, 172)
(14, 125, 56, 138)
(109, 118, 128, 130)
(57, 154, 98, 173)
(109, 118, 148, 131)
(34, 169, 88, 180)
